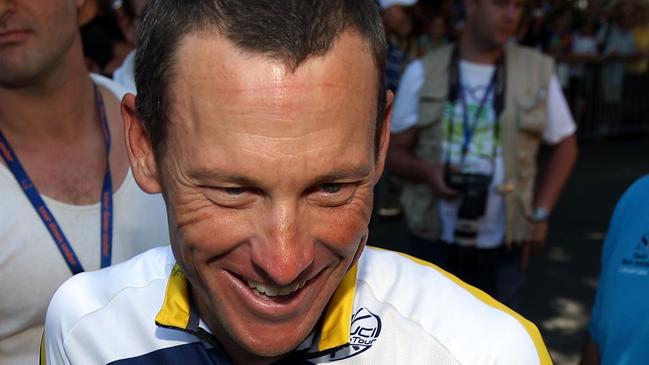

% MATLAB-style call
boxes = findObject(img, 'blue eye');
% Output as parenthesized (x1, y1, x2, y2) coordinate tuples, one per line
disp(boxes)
(321, 183, 343, 194)
(306, 182, 357, 207)
(224, 187, 247, 195)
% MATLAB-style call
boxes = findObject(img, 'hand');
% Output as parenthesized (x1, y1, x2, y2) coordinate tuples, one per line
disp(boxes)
(521, 220, 549, 270)
(426, 162, 459, 200)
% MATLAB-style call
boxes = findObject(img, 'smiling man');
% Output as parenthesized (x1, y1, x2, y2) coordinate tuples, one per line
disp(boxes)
(42, 1, 551, 364)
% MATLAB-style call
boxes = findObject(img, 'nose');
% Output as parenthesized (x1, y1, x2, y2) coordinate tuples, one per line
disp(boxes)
(251, 201, 314, 285)
(0, 0, 15, 26)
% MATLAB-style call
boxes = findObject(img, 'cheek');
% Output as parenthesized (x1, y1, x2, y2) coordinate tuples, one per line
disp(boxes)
(166, 188, 253, 261)
(176, 208, 253, 252)
(308, 192, 372, 253)
(167, 181, 374, 267)
(46, 1, 78, 35)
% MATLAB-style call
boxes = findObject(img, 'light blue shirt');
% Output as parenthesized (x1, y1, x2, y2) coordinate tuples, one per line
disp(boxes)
(589, 175, 649, 364)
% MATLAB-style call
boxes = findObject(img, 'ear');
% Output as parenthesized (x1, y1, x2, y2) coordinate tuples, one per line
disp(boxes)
(121, 93, 163, 194)
(373, 89, 393, 185)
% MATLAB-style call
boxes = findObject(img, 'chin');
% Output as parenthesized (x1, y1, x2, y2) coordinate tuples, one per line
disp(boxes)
(486, 37, 508, 50)
(241, 330, 308, 358)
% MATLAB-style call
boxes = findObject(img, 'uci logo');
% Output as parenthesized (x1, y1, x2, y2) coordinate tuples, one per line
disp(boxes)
(318, 307, 382, 362)
(349, 307, 382, 351)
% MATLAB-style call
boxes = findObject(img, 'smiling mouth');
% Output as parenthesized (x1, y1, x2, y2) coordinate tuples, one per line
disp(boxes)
(230, 269, 324, 302)
(246, 279, 307, 297)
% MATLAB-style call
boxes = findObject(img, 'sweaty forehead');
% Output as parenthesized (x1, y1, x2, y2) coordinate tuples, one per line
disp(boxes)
(165, 30, 379, 149)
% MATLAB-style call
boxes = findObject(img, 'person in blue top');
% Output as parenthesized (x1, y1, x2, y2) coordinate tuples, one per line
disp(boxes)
(580, 175, 649, 365)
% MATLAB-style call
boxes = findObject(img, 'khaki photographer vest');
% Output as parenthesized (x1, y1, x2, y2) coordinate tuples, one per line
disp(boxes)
(400, 44, 554, 245)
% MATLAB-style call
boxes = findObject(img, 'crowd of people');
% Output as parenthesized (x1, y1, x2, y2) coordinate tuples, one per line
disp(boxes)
(384, 0, 649, 133)
(523, 0, 649, 134)
(0, 0, 647, 364)
(77, 0, 649, 133)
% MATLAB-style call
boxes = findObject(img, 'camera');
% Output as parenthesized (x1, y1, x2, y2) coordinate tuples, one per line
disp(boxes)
(444, 168, 491, 245)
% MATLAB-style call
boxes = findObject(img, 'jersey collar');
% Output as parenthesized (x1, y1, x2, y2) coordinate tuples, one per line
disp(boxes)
(155, 263, 359, 356)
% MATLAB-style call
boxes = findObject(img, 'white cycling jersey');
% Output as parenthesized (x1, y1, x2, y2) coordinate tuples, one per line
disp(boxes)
(42, 246, 551, 364)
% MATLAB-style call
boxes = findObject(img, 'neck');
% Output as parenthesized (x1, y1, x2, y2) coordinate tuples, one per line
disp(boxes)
(459, 29, 504, 65)
(192, 287, 280, 365)
(0, 39, 96, 144)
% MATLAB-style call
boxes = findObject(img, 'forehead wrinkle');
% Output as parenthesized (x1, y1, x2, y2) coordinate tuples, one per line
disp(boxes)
(236, 140, 367, 161)
(176, 34, 294, 112)
(196, 82, 360, 139)
(173, 34, 373, 127)
(225, 121, 370, 156)
(166, 31, 379, 183)
(218, 124, 342, 142)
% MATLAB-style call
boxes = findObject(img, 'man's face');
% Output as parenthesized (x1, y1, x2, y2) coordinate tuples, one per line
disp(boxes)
(383, 6, 413, 38)
(153, 31, 388, 361)
(466, 0, 523, 49)
(0, 0, 83, 87)
(429, 16, 446, 41)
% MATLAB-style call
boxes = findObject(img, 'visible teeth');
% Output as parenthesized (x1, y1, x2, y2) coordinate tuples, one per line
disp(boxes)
(246, 280, 304, 297)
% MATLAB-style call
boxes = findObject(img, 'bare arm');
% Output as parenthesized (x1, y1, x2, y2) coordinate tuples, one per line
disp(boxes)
(534, 133, 578, 212)
(522, 134, 578, 268)
(387, 129, 457, 199)
(579, 334, 600, 365)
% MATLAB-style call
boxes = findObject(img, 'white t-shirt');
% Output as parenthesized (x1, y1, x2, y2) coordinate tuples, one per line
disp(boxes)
(112, 50, 137, 95)
(391, 59, 576, 248)
(0, 74, 169, 365)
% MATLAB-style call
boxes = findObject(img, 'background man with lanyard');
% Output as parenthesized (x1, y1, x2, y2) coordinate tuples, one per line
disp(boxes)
(388, 0, 578, 308)
(0, 1, 169, 363)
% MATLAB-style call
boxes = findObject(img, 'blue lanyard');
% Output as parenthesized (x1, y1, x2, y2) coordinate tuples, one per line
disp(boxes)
(458, 74, 496, 162)
(0, 84, 113, 274)
(445, 45, 505, 169)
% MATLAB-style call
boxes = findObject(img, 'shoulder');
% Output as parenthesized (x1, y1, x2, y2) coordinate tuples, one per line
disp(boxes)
(90, 73, 129, 101)
(112, 51, 137, 95)
(421, 44, 455, 62)
(397, 59, 425, 91)
(357, 247, 551, 364)
(507, 44, 553, 64)
(608, 175, 649, 227)
(620, 175, 649, 202)
(506, 44, 554, 82)
(420, 44, 454, 72)
(604, 175, 649, 239)
(44, 247, 173, 344)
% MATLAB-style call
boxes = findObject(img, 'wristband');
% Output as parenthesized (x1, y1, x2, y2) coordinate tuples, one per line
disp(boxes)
(530, 207, 549, 222)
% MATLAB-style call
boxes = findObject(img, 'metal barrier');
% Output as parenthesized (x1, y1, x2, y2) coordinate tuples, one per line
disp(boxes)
(556, 57, 649, 139)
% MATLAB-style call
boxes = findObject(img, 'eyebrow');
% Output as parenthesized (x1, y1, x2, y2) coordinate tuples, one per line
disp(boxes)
(188, 168, 261, 187)
(187, 162, 373, 187)
(310, 163, 373, 184)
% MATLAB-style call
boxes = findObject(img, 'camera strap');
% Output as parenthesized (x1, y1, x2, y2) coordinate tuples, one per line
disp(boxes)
(445, 45, 505, 175)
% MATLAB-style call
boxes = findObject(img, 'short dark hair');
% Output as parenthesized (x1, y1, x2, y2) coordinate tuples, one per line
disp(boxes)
(134, 0, 387, 158)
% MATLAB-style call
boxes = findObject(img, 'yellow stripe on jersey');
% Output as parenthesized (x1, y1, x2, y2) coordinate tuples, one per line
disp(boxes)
(39, 332, 46, 365)
(318, 263, 359, 352)
(395, 250, 553, 365)
(155, 264, 191, 330)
